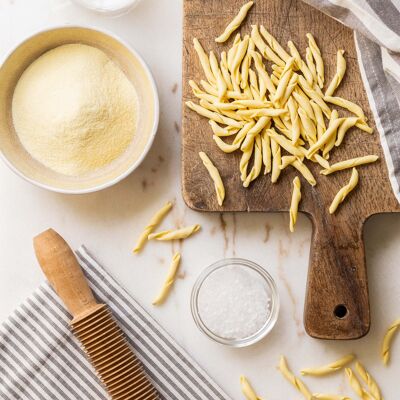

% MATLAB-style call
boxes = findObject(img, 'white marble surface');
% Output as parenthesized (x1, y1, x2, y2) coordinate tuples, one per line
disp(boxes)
(0, 0, 399, 398)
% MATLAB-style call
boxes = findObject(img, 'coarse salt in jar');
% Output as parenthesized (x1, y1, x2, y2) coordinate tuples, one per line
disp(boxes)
(191, 258, 279, 347)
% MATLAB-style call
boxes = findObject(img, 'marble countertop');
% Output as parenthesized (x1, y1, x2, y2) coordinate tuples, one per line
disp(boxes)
(0, 0, 399, 398)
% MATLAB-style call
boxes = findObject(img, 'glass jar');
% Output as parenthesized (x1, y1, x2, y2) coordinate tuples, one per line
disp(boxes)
(191, 258, 279, 347)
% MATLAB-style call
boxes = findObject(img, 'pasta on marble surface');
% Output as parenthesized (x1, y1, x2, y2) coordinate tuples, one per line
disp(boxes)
(152, 253, 181, 306)
(148, 225, 201, 241)
(133, 201, 173, 254)
(382, 318, 400, 365)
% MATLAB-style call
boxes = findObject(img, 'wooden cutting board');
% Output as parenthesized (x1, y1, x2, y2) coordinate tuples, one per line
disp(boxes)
(182, 0, 400, 339)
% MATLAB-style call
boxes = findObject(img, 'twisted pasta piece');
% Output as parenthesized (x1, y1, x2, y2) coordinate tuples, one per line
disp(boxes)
(148, 225, 201, 241)
(215, 1, 254, 43)
(298, 107, 317, 144)
(199, 152, 225, 206)
(243, 135, 262, 187)
(290, 176, 301, 232)
(193, 38, 216, 85)
(260, 25, 290, 62)
(325, 50, 346, 96)
(213, 135, 241, 153)
(323, 109, 339, 158)
(220, 51, 233, 91)
(329, 168, 359, 214)
(382, 318, 400, 365)
(280, 157, 316, 186)
(279, 356, 312, 399)
(306, 33, 324, 88)
(133, 201, 173, 253)
(274, 57, 295, 105)
(312, 394, 351, 400)
(152, 253, 181, 306)
(288, 96, 301, 144)
(271, 138, 281, 183)
(310, 100, 326, 140)
(344, 368, 371, 400)
(292, 89, 315, 122)
(321, 155, 379, 175)
(307, 118, 343, 158)
(261, 128, 272, 174)
(231, 36, 250, 86)
(298, 76, 331, 118)
(209, 120, 239, 137)
(209, 51, 227, 100)
(301, 354, 355, 376)
(185, 101, 244, 128)
(251, 50, 277, 94)
(355, 361, 382, 400)
(266, 129, 304, 157)
(335, 117, 359, 146)
(241, 117, 270, 151)
(251, 25, 285, 66)
(241, 38, 255, 89)
(240, 136, 255, 181)
(288, 40, 314, 83)
(240, 376, 260, 400)
(324, 95, 365, 120)
(306, 47, 318, 85)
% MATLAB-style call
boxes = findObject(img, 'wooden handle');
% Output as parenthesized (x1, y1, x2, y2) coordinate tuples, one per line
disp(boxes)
(33, 228, 99, 319)
(304, 217, 370, 339)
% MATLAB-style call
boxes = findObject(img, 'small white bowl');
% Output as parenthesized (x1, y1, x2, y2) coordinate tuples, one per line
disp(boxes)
(71, 0, 143, 17)
(0, 26, 159, 194)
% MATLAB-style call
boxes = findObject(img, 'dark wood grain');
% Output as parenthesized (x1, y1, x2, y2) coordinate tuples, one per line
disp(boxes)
(182, 0, 400, 339)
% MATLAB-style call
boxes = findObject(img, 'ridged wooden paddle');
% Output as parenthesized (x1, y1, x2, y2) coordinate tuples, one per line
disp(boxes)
(33, 228, 160, 400)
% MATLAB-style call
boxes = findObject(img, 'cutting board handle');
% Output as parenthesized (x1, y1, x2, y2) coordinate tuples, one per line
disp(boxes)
(304, 218, 370, 339)
(33, 228, 99, 319)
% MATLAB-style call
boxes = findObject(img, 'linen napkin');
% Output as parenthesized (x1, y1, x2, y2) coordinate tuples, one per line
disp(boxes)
(303, 0, 400, 202)
(0, 246, 231, 400)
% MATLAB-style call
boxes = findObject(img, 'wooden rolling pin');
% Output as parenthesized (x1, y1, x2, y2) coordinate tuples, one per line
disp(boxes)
(33, 228, 160, 400)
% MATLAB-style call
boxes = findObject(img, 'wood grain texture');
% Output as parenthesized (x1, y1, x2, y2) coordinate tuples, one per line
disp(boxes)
(182, 0, 400, 339)
(34, 229, 160, 400)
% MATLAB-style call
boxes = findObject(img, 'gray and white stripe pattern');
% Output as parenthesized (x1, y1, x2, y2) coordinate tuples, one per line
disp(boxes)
(303, 0, 400, 202)
(0, 246, 231, 400)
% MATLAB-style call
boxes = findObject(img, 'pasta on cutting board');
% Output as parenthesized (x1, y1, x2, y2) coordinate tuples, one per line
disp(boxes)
(185, 1, 378, 229)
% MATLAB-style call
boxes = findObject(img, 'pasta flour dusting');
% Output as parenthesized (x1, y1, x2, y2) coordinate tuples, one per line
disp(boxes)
(12, 43, 138, 176)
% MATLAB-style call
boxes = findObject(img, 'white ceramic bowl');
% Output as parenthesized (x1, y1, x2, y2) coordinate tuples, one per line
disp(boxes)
(0, 26, 159, 194)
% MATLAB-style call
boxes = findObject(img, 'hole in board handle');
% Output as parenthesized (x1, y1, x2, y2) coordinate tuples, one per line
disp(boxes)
(334, 304, 348, 319)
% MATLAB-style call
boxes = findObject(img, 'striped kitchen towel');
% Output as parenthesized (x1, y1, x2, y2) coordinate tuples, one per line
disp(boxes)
(0, 246, 231, 400)
(303, 0, 400, 202)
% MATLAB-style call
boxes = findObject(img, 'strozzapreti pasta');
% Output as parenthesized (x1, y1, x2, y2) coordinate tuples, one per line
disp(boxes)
(186, 2, 377, 230)
(148, 225, 201, 241)
(240, 375, 261, 400)
(381, 318, 400, 365)
(355, 361, 382, 400)
(215, 1, 254, 43)
(301, 354, 354, 376)
(279, 356, 312, 399)
(329, 168, 359, 214)
(199, 151, 226, 205)
(152, 252, 181, 306)
(133, 201, 173, 254)
(290, 177, 301, 232)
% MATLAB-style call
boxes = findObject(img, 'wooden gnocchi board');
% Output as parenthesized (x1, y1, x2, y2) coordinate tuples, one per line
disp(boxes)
(182, 0, 400, 339)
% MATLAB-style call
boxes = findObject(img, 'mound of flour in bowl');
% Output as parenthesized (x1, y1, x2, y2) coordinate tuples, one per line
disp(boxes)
(12, 43, 138, 176)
